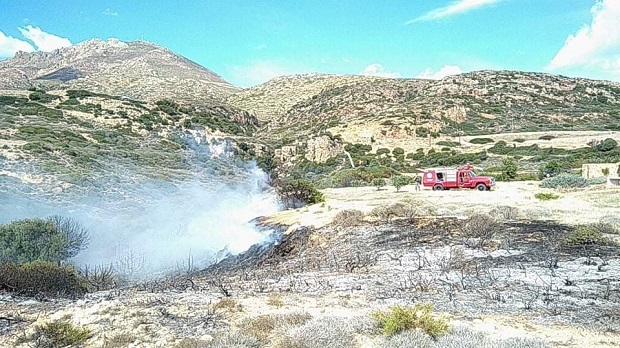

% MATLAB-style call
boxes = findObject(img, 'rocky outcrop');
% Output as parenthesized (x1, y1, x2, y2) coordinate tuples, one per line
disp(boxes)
(305, 136, 343, 163)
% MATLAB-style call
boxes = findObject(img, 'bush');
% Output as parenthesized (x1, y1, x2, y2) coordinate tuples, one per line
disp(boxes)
(498, 157, 518, 181)
(392, 147, 405, 156)
(372, 178, 386, 190)
(391, 175, 413, 192)
(539, 174, 587, 189)
(0, 216, 89, 264)
(490, 205, 520, 220)
(17, 320, 91, 347)
(513, 138, 526, 143)
(241, 312, 312, 342)
(0, 261, 86, 297)
(469, 138, 494, 144)
(565, 226, 603, 246)
(461, 214, 500, 249)
(371, 303, 449, 338)
(596, 138, 617, 152)
(274, 315, 372, 348)
(275, 179, 325, 209)
(534, 192, 560, 201)
(538, 135, 556, 141)
(436, 141, 460, 147)
(332, 210, 365, 227)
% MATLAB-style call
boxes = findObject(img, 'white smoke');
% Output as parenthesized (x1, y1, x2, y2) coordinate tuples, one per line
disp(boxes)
(0, 136, 279, 278)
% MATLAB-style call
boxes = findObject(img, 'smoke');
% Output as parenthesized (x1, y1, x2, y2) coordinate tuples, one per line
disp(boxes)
(0, 133, 279, 278)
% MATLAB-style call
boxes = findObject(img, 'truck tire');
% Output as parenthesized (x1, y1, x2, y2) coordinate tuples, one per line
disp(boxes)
(476, 183, 486, 191)
(433, 184, 444, 191)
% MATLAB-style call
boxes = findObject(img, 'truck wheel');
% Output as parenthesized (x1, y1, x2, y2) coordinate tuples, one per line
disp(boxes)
(434, 184, 444, 191)
(476, 183, 486, 191)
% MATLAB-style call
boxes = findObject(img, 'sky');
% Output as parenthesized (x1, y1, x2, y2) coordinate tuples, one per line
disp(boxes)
(0, 0, 619, 87)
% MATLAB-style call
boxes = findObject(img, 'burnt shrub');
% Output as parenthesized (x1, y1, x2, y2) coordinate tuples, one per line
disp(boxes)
(332, 210, 365, 227)
(461, 214, 500, 249)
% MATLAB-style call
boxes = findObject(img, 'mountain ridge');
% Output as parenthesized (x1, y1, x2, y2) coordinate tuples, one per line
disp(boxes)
(0, 38, 238, 103)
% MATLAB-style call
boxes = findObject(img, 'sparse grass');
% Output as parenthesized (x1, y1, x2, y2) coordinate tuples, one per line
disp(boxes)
(214, 297, 243, 312)
(371, 303, 449, 338)
(241, 312, 313, 342)
(102, 332, 136, 348)
(534, 192, 560, 201)
(267, 293, 285, 307)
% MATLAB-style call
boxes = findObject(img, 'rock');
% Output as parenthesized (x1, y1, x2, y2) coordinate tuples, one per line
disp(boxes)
(305, 135, 343, 163)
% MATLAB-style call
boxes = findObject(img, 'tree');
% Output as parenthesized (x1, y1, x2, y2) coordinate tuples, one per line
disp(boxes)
(47, 215, 90, 260)
(499, 157, 518, 181)
(391, 175, 412, 192)
(372, 178, 386, 191)
(0, 217, 89, 264)
(274, 179, 324, 209)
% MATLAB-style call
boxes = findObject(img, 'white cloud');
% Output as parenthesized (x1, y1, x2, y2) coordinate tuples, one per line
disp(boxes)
(0, 30, 35, 58)
(17, 25, 72, 52)
(407, 0, 501, 24)
(417, 65, 463, 79)
(229, 60, 307, 87)
(548, 0, 620, 78)
(103, 8, 119, 16)
(361, 63, 400, 78)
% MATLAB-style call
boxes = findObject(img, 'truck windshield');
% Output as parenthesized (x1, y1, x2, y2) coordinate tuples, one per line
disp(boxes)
(470, 171, 477, 177)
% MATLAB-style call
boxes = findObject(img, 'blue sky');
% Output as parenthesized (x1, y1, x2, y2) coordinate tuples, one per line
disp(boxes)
(1, 0, 619, 87)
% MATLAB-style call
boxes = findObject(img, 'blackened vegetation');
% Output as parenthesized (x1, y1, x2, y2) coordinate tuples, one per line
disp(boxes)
(200, 217, 620, 328)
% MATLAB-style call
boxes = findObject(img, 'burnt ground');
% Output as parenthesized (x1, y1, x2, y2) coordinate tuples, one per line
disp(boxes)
(200, 217, 620, 332)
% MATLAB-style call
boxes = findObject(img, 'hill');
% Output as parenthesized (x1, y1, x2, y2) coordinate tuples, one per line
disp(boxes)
(0, 38, 238, 103)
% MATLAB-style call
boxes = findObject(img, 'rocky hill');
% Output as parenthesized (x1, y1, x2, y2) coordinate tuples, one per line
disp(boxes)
(230, 70, 620, 145)
(0, 38, 238, 103)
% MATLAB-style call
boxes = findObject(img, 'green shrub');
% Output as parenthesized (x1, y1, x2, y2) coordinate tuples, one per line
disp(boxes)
(376, 148, 391, 156)
(596, 138, 617, 152)
(534, 192, 560, 201)
(539, 174, 588, 189)
(18, 320, 91, 347)
(436, 141, 460, 147)
(275, 179, 325, 209)
(0, 216, 89, 264)
(391, 175, 413, 192)
(538, 135, 556, 141)
(498, 157, 518, 181)
(392, 147, 405, 156)
(565, 226, 603, 245)
(513, 138, 526, 143)
(372, 178, 386, 190)
(469, 138, 494, 144)
(371, 303, 449, 338)
(587, 176, 608, 185)
(0, 261, 86, 297)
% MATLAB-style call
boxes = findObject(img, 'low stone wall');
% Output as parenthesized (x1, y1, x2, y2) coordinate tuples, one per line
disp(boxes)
(582, 163, 619, 179)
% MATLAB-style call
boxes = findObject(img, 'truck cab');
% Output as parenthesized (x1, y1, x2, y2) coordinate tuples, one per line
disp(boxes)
(422, 165, 495, 191)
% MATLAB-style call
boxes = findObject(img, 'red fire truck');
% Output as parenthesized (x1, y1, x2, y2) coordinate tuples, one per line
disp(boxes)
(422, 165, 495, 191)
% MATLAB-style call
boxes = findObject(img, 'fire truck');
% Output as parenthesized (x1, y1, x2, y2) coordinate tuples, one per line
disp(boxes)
(422, 165, 495, 191)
